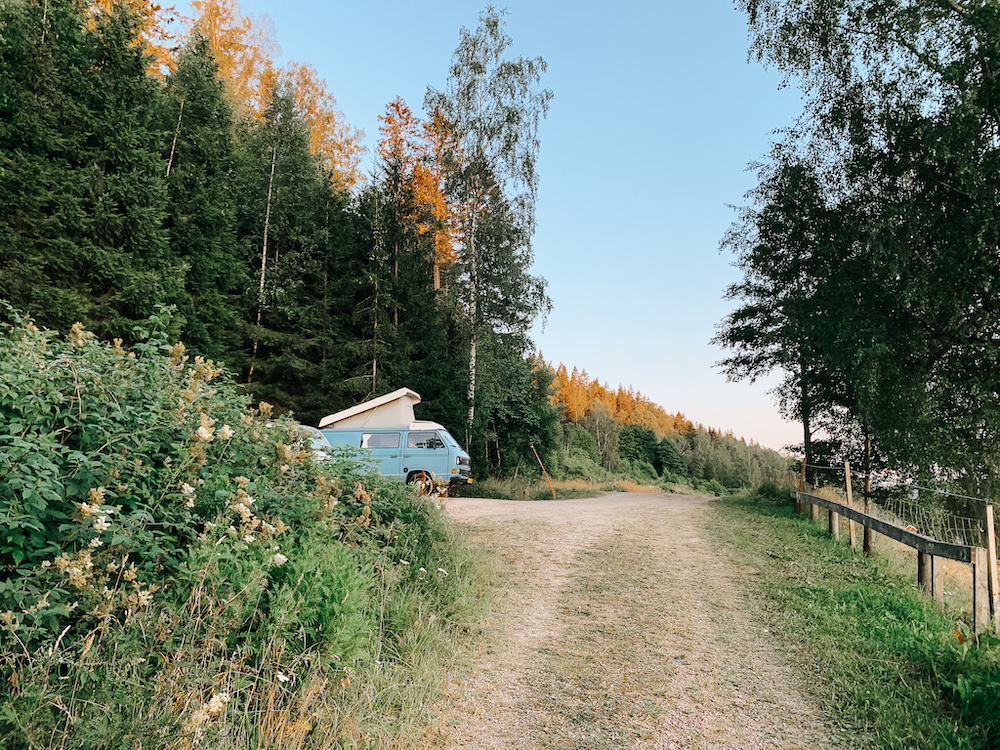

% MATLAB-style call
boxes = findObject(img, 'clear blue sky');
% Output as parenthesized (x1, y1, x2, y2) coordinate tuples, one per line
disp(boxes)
(186, 0, 806, 450)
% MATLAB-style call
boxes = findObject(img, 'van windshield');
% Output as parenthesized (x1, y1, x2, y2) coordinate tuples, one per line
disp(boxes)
(439, 431, 459, 448)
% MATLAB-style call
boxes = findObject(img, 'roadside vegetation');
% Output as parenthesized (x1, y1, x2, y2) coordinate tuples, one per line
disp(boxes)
(0, 310, 494, 749)
(713, 484, 1000, 750)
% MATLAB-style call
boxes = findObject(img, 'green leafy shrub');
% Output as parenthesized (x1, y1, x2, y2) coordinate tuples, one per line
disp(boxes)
(0, 307, 493, 748)
(556, 446, 605, 481)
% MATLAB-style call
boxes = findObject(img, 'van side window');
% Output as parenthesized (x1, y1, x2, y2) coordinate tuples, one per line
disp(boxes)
(407, 431, 444, 449)
(361, 432, 400, 449)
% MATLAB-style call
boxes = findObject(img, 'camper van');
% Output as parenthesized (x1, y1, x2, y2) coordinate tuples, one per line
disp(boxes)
(318, 388, 472, 494)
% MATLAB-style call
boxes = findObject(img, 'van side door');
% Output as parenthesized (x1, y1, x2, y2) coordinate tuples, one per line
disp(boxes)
(402, 430, 447, 480)
(361, 431, 403, 478)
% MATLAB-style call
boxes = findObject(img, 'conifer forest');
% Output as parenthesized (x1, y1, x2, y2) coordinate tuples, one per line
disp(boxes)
(0, 0, 787, 487)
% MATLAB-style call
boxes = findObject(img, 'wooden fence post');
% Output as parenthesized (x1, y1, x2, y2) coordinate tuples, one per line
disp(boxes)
(829, 506, 839, 540)
(986, 505, 999, 631)
(810, 499, 819, 524)
(918, 551, 931, 594)
(932, 555, 943, 603)
(844, 461, 857, 550)
(974, 546, 990, 633)
(863, 470, 873, 558)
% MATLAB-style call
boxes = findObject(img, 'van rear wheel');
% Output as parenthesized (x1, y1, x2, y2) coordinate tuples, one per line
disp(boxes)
(407, 472, 432, 496)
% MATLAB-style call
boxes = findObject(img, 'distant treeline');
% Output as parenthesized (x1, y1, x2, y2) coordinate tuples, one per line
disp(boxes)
(0, 0, 789, 486)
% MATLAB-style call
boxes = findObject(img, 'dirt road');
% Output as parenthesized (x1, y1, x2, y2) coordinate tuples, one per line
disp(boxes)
(431, 493, 831, 750)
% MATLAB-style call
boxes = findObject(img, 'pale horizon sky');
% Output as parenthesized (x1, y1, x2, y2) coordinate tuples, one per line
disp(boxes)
(180, 0, 808, 451)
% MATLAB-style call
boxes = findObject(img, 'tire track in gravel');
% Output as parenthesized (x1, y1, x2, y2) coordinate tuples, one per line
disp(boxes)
(430, 493, 831, 750)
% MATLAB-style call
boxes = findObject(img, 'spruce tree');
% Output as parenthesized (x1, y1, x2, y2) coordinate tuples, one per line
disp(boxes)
(162, 34, 241, 359)
(0, 0, 176, 337)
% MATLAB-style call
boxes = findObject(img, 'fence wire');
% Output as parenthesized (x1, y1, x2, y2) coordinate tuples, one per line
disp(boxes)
(802, 463, 989, 549)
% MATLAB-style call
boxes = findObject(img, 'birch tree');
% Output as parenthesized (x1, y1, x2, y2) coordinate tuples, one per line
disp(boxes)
(425, 6, 551, 444)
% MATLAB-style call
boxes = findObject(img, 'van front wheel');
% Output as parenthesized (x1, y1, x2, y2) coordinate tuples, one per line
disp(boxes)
(407, 472, 433, 496)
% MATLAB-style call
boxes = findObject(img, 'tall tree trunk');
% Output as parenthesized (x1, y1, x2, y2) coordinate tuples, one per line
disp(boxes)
(248, 144, 277, 383)
(466, 212, 478, 446)
(800, 360, 813, 488)
(165, 97, 184, 177)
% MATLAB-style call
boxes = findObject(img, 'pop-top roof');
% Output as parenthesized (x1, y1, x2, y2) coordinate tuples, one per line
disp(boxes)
(318, 388, 422, 429)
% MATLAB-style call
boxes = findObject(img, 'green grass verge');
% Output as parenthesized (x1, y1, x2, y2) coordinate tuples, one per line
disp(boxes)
(708, 485, 1000, 750)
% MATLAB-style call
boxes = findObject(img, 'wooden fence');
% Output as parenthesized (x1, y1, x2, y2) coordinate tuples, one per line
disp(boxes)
(793, 481, 1000, 633)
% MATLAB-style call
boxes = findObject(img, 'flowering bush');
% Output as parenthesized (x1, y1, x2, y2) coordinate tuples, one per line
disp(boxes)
(0, 306, 491, 749)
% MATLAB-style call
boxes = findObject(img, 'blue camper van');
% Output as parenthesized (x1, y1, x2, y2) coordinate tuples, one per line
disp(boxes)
(318, 388, 471, 494)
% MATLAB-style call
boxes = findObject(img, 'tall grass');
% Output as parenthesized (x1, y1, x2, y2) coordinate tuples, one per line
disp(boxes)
(712, 484, 1000, 750)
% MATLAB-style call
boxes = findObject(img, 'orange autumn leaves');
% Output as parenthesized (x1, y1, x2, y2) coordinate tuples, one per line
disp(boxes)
(377, 98, 458, 284)
(189, 0, 364, 191)
(546, 361, 696, 439)
(90, 0, 364, 191)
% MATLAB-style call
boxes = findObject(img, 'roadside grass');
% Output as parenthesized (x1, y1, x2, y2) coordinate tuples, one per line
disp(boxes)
(450, 477, 703, 501)
(709, 485, 1000, 750)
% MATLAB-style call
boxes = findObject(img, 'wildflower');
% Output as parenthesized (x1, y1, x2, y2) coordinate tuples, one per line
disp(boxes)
(194, 412, 216, 442)
(87, 487, 106, 505)
(236, 476, 250, 489)
(437, 568, 448, 576)
(218, 424, 234, 440)
(206, 691, 230, 715)
(123, 562, 137, 582)
(0, 611, 16, 630)
(130, 589, 153, 608)
(181, 483, 196, 497)
(419, 567, 427, 574)
(400, 560, 410, 566)
(270, 553, 288, 567)
(241, 414, 254, 426)
(76, 502, 99, 517)
(243, 534, 256, 543)
(258, 402, 274, 418)
(40, 560, 51, 569)
(185, 498, 195, 509)
(168, 342, 186, 366)
(89, 537, 103, 548)
(277, 670, 290, 683)
(93, 516, 110, 533)
(112, 338, 125, 356)
(66, 566, 88, 588)
(67, 322, 92, 347)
